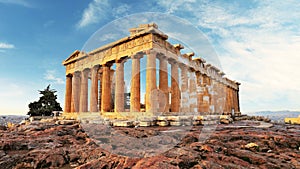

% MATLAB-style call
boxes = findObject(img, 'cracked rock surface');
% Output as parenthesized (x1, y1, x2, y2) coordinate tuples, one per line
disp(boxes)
(0, 121, 299, 169)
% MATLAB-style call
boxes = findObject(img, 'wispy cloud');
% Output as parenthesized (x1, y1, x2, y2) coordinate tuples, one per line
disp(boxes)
(112, 4, 130, 18)
(77, 0, 132, 28)
(77, 0, 110, 28)
(75, 0, 300, 111)
(0, 0, 32, 8)
(155, 0, 300, 111)
(98, 33, 120, 42)
(44, 70, 64, 85)
(0, 42, 15, 49)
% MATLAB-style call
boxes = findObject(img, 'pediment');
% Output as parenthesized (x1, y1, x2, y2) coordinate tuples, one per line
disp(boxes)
(63, 50, 80, 65)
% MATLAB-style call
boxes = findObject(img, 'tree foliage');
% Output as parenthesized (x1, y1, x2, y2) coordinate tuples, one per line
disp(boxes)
(27, 85, 62, 116)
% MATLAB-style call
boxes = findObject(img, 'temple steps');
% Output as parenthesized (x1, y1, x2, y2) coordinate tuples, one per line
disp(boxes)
(62, 112, 232, 127)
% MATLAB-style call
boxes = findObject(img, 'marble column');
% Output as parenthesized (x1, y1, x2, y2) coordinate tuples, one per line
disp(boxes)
(145, 50, 157, 112)
(237, 90, 240, 112)
(64, 74, 72, 112)
(79, 69, 89, 112)
(90, 66, 99, 112)
(101, 64, 111, 112)
(71, 71, 81, 112)
(98, 73, 102, 111)
(195, 72, 203, 112)
(130, 54, 141, 112)
(158, 56, 169, 112)
(209, 79, 216, 114)
(189, 70, 197, 112)
(233, 89, 238, 113)
(225, 86, 230, 114)
(221, 82, 227, 114)
(170, 60, 180, 112)
(180, 65, 189, 112)
(115, 59, 125, 112)
(200, 75, 210, 113)
(229, 87, 234, 115)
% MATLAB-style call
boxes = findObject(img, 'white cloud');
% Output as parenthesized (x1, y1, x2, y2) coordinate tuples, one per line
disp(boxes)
(112, 4, 130, 18)
(156, 0, 300, 112)
(76, 0, 300, 111)
(44, 70, 64, 84)
(77, 0, 110, 28)
(77, 1, 133, 28)
(0, 42, 15, 49)
(98, 33, 120, 42)
(0, 0, 32, 7)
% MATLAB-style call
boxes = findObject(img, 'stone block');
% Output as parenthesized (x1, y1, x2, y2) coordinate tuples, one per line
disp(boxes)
(139, 121, 151, 127)
(113, 121, 134, 127)
(170, 121, 181, 126)
(157, 121, 169, 127)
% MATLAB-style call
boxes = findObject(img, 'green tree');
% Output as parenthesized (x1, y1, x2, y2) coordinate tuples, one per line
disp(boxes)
(27, 85, 62, 116)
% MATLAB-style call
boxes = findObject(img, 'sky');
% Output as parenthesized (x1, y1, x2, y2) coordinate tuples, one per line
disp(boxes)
(0, 0, 299, 115)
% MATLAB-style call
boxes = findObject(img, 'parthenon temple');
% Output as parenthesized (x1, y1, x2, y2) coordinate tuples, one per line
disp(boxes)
(62, 23, 241, 119)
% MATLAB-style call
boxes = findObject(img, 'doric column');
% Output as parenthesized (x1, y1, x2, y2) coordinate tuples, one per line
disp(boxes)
(189, 70, 197, 112)
(218, 82, 226, 114)
(233, 89, 238, 113)
(79, 69, 89, 112)
(64, 74, 72, 112)
(145, 50, 157, 112)
(199, 74, 210, 113)
(101, 64, 111, 112)
(71, 71, 81, 112)
(214, 81, 222, 114)
(224, 86, 229, 114)
(180, 65, 189, 112)
(115, 59, 125, 112)
(229, 87, 234, 114)
(130, 54, 142, 112)
(90, 65, 99, 112)
(98, 73, 102, 111)
(170, 60, 180, 112)
(158, 55, 169, 112)
(209, 78, 216, 114)
(237, 90, 240, 112)
(195, 72, 203, 112)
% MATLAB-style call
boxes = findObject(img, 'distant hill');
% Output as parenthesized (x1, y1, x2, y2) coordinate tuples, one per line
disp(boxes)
(0, 115, 28, 126)
(246, 110, 300, 123)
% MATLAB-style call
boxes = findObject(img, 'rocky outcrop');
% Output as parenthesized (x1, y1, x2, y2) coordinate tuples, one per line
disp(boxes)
(0, 121, 299, 169)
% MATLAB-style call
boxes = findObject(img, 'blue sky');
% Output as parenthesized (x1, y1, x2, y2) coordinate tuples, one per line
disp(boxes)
(0, 0, 299, 115)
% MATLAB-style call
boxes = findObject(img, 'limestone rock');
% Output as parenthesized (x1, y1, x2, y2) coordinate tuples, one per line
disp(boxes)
(0, 120, 299, 168)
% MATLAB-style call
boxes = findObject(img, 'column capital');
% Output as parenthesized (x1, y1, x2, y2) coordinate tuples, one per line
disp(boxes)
(73, 71, 81, 77)
(66, 73, 73, 78)
(92, 64, 100, 70)
(82, 68, 90, 73)
(131, 52, 144, 59)
(168, 58, 178, 65)
(116, 57, 128, 63)
(103, 62, 113, 67)
(157, 53, 166, 60)
(178, 62, 188, 69)
(145, 49, 157, 56)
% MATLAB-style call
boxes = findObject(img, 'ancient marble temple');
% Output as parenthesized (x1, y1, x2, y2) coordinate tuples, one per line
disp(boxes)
(62, 23, 241, 117)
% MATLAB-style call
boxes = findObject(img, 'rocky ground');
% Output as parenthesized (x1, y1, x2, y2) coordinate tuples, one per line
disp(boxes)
(0, 120, 299, 169)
